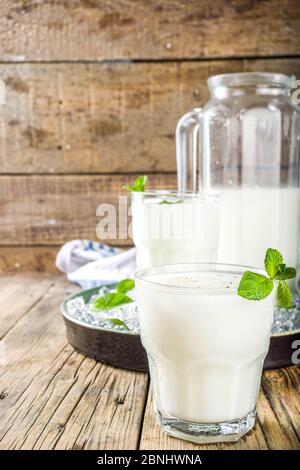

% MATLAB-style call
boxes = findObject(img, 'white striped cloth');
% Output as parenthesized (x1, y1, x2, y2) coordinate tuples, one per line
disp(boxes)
(56, 239, 136, 289)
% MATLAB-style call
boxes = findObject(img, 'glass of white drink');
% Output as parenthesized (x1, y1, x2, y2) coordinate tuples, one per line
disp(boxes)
(131, 191, 220, 269)
(135, 263, 275, 444)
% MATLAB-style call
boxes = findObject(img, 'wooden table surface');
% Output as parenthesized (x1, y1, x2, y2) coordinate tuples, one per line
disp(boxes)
(0, 273, 299, 450)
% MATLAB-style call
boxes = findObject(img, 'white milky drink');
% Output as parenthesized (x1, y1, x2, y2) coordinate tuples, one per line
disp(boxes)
(135, 264, 275, 443)
(217, 187, 299, 268)
(132, 187, 299, 272)
(132, 192, 220, 269)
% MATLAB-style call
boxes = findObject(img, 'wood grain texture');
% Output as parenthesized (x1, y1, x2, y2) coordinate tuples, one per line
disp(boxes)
(260, 367, 300, 445)
(0, 246, 60, 273)
(0, 272, 55, 338)
(0, 174, 176, 245)
(0, 0, 299, 61)
(1, 58, 300, 174)
(0, 273, 299, 449)
(140, 367, 300, 450)
(0, 274, 149, 450)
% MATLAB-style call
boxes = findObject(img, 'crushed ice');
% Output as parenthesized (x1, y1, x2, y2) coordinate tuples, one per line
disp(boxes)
(66, 285, 140, 333)
(272, 297, 300, 334)
(66, 286, 300, 334)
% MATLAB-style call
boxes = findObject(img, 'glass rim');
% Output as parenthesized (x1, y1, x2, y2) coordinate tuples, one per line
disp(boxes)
(208, 72, 295, 91)
(135, 262, 265, 294)
(131, 189, 220, 201)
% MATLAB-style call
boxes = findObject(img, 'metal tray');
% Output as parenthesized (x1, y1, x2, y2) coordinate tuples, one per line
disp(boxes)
(61, 287, 300, 371)
(61, 287, 148, 371)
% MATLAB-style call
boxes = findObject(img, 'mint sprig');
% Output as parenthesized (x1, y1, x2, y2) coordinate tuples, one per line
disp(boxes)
(92, 278, 135, 313)
(264, 248, 283, 278)
(237, 272, 274, 301)
(106, 318, 130, 331)
(277, 281, 292, 309)
(238, 248, 296, 308)
(116, 278, 135, 293)
(273, 265, 296, 280)
(123, 175, 147, 192)
(92, 292, 133, 311)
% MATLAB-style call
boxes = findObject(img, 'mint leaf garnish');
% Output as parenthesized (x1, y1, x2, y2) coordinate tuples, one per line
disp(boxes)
(238, 248, 296, 308)
(92, 278, 135, 313)
(238, 272, 274, 301)
(106, 318, 130, 331)
(91, 279, 135, 328)
(276, 263, 286, 273)
(277, 281, 293, 309)
(159, 199, 183, 205)
(123, 175, 147, 192)
(273, 266, 296, 281)
(92, 292, 133, 311)
(116, 278, 135, 294)
(264, 248, 283, 278)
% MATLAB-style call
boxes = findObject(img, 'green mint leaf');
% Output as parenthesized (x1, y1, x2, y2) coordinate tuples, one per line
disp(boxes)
(238, 248, 297, 306)
(106, 318, 130, 331)
(116, 278, 135, 294)
(264, 248, 284, 278)
(159, 199, 184, 205)
(276, 263, 286, 274)
(276, 280, 293, 308)
(283, 267, 296, 279)
(123, 175, 147, 192)
(92, 292, 133, 311)
(273, 266, 296, 281)
(238, 271, 274, 301)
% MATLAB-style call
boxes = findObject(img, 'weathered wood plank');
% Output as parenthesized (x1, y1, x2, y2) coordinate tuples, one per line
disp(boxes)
(0, 274, 149, 450)
(0, 274, 299, 450)
(0, 0, 299, 61)
(0, 246, 60, 273)
(0, 174, 176, 245)
(0, 273, 55, 338)
(1, 58, 300, 174)
(260, 367, 300, 444)
(51, 365, 148, 450)
(0, 245, 135, 273)
(140, 367, 300, 450)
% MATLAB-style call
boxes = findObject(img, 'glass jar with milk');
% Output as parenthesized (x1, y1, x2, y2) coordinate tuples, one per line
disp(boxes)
(176, 73, 300, 269)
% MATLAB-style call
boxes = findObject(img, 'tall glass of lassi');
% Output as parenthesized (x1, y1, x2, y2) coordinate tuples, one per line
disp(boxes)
(131, 191, 220, 269)
(135, 263, 275, 443)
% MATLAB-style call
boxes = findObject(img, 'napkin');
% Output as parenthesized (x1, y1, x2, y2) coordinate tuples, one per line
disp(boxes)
(56, 239, 136, 289)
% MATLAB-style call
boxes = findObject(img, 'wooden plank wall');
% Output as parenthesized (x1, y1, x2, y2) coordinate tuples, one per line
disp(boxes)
(0, 0, 300, 272)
